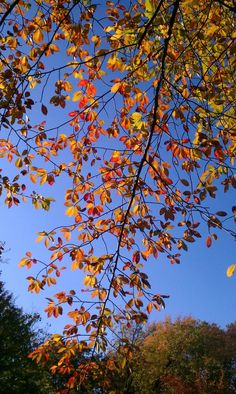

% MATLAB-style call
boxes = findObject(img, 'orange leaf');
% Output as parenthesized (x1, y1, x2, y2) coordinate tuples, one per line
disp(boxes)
(30, 174, 37, 184)
(206, 235, 212, 248)
(33, 29, 44, 43)
(147, 302, 153, 314)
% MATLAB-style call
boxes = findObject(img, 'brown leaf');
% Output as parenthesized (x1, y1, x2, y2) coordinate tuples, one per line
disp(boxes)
(41, 104, 48, 115)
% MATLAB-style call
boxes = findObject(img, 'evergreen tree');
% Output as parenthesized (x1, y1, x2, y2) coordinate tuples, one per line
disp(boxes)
(0, 276, 54, 394)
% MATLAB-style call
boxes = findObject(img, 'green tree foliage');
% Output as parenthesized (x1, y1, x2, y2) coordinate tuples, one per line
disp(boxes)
(0, 276, 54, 394)
(109, 317, 236, 393)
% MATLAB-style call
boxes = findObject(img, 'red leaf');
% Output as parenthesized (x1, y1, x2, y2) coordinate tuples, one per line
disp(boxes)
(68, 111, 77, 117)
(86, 83, 96, 97)
(78, 79, 88, 87)
(79, 96, 89, 109)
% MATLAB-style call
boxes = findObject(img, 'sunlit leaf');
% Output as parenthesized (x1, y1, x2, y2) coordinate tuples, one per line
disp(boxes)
(226, 264, 235, 278)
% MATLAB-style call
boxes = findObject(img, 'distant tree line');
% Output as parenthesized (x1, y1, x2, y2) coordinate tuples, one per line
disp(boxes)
(109, 317, 236, 393)
(0, 267, 235, 393)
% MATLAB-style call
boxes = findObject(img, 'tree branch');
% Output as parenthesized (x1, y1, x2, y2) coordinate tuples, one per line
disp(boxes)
(0, 0, 21, 29)
(138, 0, 165, 48)
(93, 0, 180, 355)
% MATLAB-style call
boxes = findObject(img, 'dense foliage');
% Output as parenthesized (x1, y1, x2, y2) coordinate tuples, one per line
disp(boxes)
(119, 318, 236, 393)
(38, 317, 236, 393)
(0, 276, 54, 393)
(0, 0, 235, 390)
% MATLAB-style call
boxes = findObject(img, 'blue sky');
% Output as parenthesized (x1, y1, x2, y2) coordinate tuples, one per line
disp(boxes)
(1, 184, 235, 334)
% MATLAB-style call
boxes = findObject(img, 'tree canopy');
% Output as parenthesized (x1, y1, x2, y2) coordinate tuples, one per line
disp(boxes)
(0, 275, 54, 393)
(124, 318, 236, 393)
(0, 0, 235, 390)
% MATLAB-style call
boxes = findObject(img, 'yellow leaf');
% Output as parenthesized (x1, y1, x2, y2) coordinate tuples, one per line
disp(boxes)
(28, 76, 37, 89)
(111, 82, 121, 93)
(73, 69, 84, 79)
(64, 81, 72, 91)
(18, 258, 28, 267)
(66, 206, 76, 216)
(72, 91, 82, 101)
(21, 56, 28, 67)
(206, 24, 219, 37)
(33, 29, 44, 43)
(84, 275, 91, 287)
(84, 275, 96, 287)
(71, 260, 79, 271)
(33, 200, 41, 209)
(226, 264, 236, 278)
(104, 26, 114, 33)
(145, 0, 155, 18)
(15, 158, 23, 168)
(131, 112, 142, 125)
(40, 174, 47, 185)
(110, 151, 121, 162)
(51, 334, 62, 342)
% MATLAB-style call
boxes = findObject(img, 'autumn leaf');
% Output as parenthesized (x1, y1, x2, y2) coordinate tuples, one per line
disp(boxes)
(33, 29, 44, 43)
(18, 258, 29, 267)
(111, 82, 121, 93)
(41, 104, 48, 115)
(30, 174, 37, 184)
(206, 235, 212, 248)
(86, 83, 96, 97)
(66, 206, 77, 217)
(145, 0, 155, 18)
(226, 264, 235, 278)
